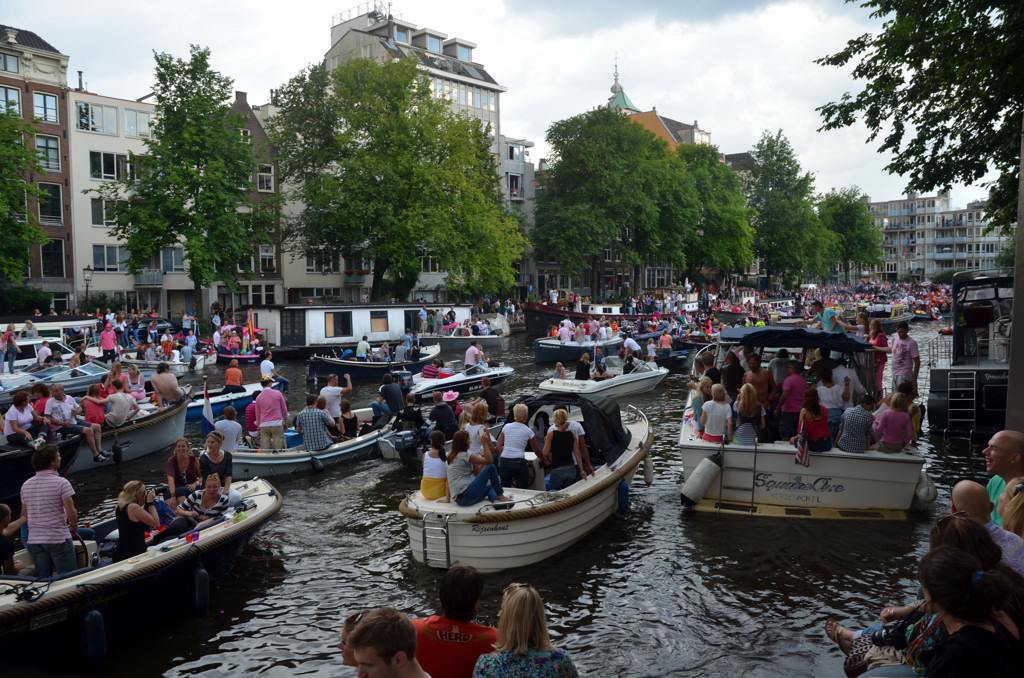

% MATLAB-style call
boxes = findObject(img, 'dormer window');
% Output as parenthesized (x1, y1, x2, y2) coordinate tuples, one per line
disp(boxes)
(396, 28, 408, 43)
(427, 35, 442, 53)
(458, 45, 471, 61)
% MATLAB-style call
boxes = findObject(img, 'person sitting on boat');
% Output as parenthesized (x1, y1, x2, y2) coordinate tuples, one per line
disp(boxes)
(732, 384, 766, 445)
(591, 363, 613, 381)
(0, 503, 27, 575)
(464, 340, 485, 367)
(690, 377, 713, 436)
(593, 347, 606, 372)
(816, 367, 849, 443)
(124, 363, 147, 401)
(215, 406, 243, 453)
(420, 358, 442, 380)
(542, 409, 587, 491)
(44, 385, 107, 462)
(337, 400, 360, 439)
(375, 342, 391, 362)
(412, 564, 497, 677)
(222, 358, 245, 394)
(445, 430, 511, 507)
(81, 379, 140, 428)
(259, 350, 289, 394)
(428, 391, 458, 441)
(150, 362, 184, 411)
(296, 394, 341, 452)
(573, 353, 591, 380)
(371, 373, 404, 420)
(789, 387, 832, 453)
(408, 340, 421, 363)
(835, 395, 875, 454)
(153, 472, 231, 545)
(112, 480, 160, 562)
(873, 392, 913, 453)
(166, 438, 201, 508)
(439, 361, 455, 377)
(552, 362, 567, 380)
(392, 392, 425, 433)
(700, 384, 733, 444)
(4, 390, 43, 448)
(420, 430, 449, 501)
(199, 430, 243, 507)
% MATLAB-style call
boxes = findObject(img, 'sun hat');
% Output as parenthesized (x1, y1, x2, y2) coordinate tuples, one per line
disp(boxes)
(260, 374, 274, 383)
(442, 390, 459, 402)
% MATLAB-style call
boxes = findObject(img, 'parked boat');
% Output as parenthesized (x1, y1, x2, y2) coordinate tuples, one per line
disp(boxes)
(215, 351, 262, 365)
(927, 271, 1012, 439)
(857, 302, 915, 334)
(533, 336, 624, 364)
(523, 301, 648, 336)
(677, 326, 936, 517)
(307, 344, 441, 379)
(404, 360, 514, 401)
(0, 335, 101, 374)
(184, 382, 279, 421)
(435, 325, 508, 353)
(0, 478, 282, 660)
(912, 307, 940, 322)
(0, 360, 116, 408)
(0, 433, 84, 505)
(538, 357, 668, 398)
(231, 408, 389, 478)
(64, 386, 192, 474)
(399, 393, 653, 572)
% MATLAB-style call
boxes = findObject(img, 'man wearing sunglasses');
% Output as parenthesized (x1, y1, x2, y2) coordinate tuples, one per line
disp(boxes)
(983, 430, 1024, 526)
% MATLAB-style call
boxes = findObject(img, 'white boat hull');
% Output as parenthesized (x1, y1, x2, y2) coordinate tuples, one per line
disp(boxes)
(537, 367, 668, 398)
(121, 353, 208, 375)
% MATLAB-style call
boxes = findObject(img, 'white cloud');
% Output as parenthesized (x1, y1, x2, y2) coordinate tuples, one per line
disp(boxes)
(5, 0, 992, 206)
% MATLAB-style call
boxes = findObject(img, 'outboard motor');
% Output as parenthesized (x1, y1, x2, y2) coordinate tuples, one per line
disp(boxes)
(389, 370, 414, 395)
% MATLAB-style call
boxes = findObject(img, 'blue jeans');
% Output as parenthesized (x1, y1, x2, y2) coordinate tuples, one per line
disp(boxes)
(549, 466, 577, 491)
(499, 457, 529, 489)
(371, 402, 392, 419)
(273, 376, 290, 393)
(5, 348, 14, 374)
(29, 538, 77, 577)
(778, 412, 799, 440)
(827, 410, 843, 444)
(456, 464, 505, 505)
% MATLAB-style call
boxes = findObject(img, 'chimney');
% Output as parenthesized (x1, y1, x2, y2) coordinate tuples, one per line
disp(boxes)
(4, 29, 17, 45)
(77, 71, 83, 91)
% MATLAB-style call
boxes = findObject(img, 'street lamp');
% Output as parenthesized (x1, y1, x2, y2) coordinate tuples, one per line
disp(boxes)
(82, 265, 93, 314)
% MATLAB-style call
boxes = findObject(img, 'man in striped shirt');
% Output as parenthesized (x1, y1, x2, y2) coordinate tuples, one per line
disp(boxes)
(20, 444, 79, 576)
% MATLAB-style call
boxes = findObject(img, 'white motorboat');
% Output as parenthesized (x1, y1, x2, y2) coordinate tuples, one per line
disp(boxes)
(64, 385, 192, 474)
(435, 315, 510, 353)
(120, 351, 208, 375)
(399, 394, 653, 572)
(537, 356, 669, 398)
(676, 326, 936, 518)
(231, 408, 390, 479)
(404, 360, 514, 401)
(1, 335, 102, 373)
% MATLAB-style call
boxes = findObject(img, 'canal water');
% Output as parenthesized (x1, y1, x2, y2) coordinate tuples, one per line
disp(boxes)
(19, 322, 982, 677)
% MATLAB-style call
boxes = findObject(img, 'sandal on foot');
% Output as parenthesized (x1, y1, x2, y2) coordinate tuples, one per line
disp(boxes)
(824, 617, 853, 655)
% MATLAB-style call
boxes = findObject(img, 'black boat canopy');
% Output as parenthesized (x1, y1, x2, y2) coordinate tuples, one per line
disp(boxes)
(718, 326, 873, 353)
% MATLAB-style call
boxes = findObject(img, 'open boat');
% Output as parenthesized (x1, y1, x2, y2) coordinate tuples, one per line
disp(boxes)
(403, 360, 514, 401)
(307, 344, 441, 379)
(120, 351, 208, 375)
(532, 335, 624, 364)
(677, 327, 936, 518)
(184, 382, 281, 421)
(0, 478, 282, 660)
(215, 351, 262, 365)
(399, 393, 653, 572)
(231, 408, 390, 478)
(0, 433, 84, 505)
(538, 356, 668, 398)
(435, 316, 510, 353)
(0, 360, 119, 408)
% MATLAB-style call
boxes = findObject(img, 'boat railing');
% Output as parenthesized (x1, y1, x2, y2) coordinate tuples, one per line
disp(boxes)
(926, 335, 952, 369)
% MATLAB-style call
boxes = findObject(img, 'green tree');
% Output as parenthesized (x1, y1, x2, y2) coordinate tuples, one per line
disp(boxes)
(745, 130, 836, 285)
(675, 143, 755, 279)
(93, 46, 271, 319)
(535, 107, 697, 290)
(0, 108, 46, 283)
(817, 186, 882, 282)
(816, 2, 1023, 230)
(269, 59, 524, 301)
(996, 229, 1016, 271)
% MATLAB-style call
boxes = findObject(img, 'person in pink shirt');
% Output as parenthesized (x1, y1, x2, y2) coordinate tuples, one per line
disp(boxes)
(775, 360, 807, 441)
(872, 392, 913, 453)
(99, 323, 119, 362)
(253, 374, 288, 449)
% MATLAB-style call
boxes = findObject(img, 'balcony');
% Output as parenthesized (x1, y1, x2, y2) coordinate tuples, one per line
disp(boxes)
(343, 270, 369, 285)
(134, 268, 163, 286)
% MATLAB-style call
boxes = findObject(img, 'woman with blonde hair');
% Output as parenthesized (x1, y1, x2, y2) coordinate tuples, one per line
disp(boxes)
(112, 480, 159, 562)
(999, 478, 1024, 538)
(873, 391, 912, 453)
(125, 362, 147, 401)
(472, 583, 579, 677)
(542, 409, 584, 491)
(691, 376, 713, 435)
(732, 383, 765, 445)
(700, 384, 732, 444)
(496, 403, 541, 489)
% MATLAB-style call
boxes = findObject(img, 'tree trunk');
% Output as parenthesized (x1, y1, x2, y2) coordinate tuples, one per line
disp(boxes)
(371, 268, 385, 303)
(1005, 110, 1024, 432)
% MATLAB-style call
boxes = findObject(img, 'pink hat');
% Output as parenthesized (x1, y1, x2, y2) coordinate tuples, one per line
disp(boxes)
(442, 390, 459, 403)
(105, 323, 112, 328)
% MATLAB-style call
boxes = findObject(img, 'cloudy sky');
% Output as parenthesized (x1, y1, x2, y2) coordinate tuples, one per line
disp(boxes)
(7, 0, 991, 207)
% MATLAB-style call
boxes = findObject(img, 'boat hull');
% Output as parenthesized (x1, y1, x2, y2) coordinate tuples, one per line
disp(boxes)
(185, 383, 275, 421)
(436, 335, 507, 353)
(407, 366, 515, 401)
(307, 345, 441, 378)
(120, 353, 208, 375)
(537, 367, 668, 398)
(216, 352, 261, 365)
(533, 337, 624, 364)
(231, 423, 386, 479)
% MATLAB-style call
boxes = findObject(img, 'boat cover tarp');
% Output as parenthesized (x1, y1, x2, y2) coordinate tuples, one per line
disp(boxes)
(718, 326, 873, 353)
(506, 393, 632, 465)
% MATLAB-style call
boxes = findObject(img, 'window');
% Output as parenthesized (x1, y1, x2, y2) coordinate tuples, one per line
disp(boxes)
(36, 135, 60, 171)
(458, 45, 470, 61)
(395, 28, 408, 43)
(91, 198, 120, 227)
(1, 86, 19, 114)
(473, 89, 481, 107)
(427, 35, 442, 53)
(90, 151, 130, 180)
(251, 284, 276, 305)
(40, 239, 64, 278)
(259, 244, 276, 271)
(325, 312, 353, 338)
(240, 128, 251, 143)
(92, 245, 128, 272)
(161, 247, 185, 272)
(77, 102, 118, 134)
(0, 53, 18, 73)
(125, 109, 151, 138)
(33, 92, 58, 123)
(257, 165, 274, 192)
(361, 44, 371, 58)
(38, 183, 62, 223)
(459, 85, 467, 105)
(307, 250, 338, 274)
(421, 256, 440, 273)
(369, 310, 389, 333)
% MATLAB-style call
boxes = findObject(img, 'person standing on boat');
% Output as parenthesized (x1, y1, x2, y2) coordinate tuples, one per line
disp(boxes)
(465, 340, 485, 367)
(259, 350, 290, 394)
(468, 377, 500, 421)
(253, 375, 288, 449)
(496, 404, 541, 489)
(20, 444, 80, 576)
(320, 373, 352, 424)
(419, 307, 428, 335)
(99, 323, 119, 362)
(622, 334, 642, 360)
(1, 323, 19, 373)
(873, 321, 919, 395)
(412, 565, 498, 678)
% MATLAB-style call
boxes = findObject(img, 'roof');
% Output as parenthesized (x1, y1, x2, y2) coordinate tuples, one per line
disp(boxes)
(372, 33, 500, 86)
(724, 152, 754, 172)
(608, 89, 640, 113)
(0, 25, 63, 55)
(718, 326, 874, 353)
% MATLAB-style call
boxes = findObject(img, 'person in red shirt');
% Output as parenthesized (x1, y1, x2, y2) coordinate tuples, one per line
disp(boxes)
(412, 565, 497, 678)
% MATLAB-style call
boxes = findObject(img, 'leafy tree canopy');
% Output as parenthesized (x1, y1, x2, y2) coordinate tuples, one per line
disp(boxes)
(816, 1, 1023, 229)
(817, 185, 882, 280)
(0, 108, 46, 283)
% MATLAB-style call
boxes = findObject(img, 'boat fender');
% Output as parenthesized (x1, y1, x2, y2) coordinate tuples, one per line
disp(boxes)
(81, 608, 107, 661)
(193, 565, 210, 613)
(913, 469, 938, 509)
(617, 480, 630, 514)
(309, 453, 326, 474)
(679, 453, 723, 507)
(643, 452, 654, 486)
(111, 439, 123, 465)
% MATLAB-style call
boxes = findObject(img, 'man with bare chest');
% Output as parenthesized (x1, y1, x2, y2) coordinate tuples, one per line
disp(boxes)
(743, 353, 776, 409)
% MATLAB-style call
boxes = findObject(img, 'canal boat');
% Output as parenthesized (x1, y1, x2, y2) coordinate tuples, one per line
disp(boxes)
(0, 478, 282, 660)
(0, 360, 117, 408)
(0, 433, 84, 506)
(307, 344, 441, 379)
(435, 318, 509, 353)
(926, 271, 1012, 439)
(399, 393, 653, 572)
(857, 302, 915, 334)
(404, 360, 514, 401)
(677, 326, 936, 517)
(184, 382, 278, 421)
(532, 335, 624, 364)
(0, 335, 102, 374)
(120, 351, 208, 375)
(538, 357, 668, 398)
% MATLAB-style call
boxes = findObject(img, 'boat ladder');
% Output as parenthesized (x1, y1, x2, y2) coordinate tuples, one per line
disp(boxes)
(716, 439, 758, 516)
(945, 370, 976, 438)
(419, 513, 452, 568)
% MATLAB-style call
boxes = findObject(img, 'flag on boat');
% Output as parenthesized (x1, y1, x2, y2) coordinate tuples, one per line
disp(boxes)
(201, 381, 215, 436)
(248, 308, 256, 341)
